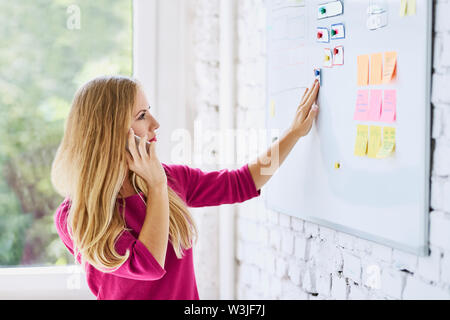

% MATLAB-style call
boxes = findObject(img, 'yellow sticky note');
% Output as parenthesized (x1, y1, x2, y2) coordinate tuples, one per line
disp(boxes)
(368, 126, 382, 158)
(407, 0, 416, 16)
(370, 53, 383, 85)
(382, 52, 397, 84)
(270, 100, 275, 118)
(376, 127, 396, 158)
(357, 55, 369, 86)
(354, 125, 369, 157)
(400, 0, 407, 17)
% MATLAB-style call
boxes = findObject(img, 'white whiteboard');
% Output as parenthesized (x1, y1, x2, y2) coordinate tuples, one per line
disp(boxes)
(265, 0, 432, 256)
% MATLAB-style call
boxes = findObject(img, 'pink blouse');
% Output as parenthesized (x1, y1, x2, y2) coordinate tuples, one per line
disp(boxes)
(54, 163, 261, 300)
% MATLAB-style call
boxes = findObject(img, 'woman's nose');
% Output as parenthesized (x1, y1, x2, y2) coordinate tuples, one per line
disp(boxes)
(151, 117, 160, 131)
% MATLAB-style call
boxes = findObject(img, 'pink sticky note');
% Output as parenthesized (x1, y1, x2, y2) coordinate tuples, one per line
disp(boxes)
(354, 90, 370, 121)
(368, 90, 382, 121)
(380, 90, 397, 123)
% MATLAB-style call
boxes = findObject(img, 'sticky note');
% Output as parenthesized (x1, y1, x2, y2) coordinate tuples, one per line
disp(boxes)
(376, 127, 396, 158)
(407, 0, 416, 16)
(368, 90, 383, 121)
(354, 125, 369, 157)
(357, 55, 369, 86)
(270, 100, 275, 118)
(400, 0, 407, 17)
(382, 52, 397, 84)
(369, 53, 383, 85)
(380, 90, 397, 123)
(354, 90, 370, 121)
(368, 126, 382, 158)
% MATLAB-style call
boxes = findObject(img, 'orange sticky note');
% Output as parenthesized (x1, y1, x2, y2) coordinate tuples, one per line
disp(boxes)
(382, 52, 397, 84)
(370, 53, 383, 85)
(357, 55, 369, 86)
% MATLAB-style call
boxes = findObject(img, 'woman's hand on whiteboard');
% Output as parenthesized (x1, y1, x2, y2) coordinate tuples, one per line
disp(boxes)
(289, 79, 320, 138)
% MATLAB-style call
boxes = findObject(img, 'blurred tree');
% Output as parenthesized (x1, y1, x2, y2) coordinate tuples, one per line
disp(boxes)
(0, 0, 132, 266)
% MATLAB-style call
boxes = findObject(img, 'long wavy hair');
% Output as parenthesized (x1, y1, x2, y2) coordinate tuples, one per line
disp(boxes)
(51, 75, 197, 272)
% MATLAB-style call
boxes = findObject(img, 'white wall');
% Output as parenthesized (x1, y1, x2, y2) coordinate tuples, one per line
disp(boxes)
(184, 0, 222, 299)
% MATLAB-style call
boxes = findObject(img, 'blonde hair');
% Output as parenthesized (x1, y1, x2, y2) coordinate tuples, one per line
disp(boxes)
(51, 75, 197, 272)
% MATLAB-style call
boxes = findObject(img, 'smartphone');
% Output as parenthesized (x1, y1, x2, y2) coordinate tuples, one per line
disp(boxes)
(126, 134, 151, 155)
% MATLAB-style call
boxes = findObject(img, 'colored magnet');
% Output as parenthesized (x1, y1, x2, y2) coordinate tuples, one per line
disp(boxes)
(314, 68, 322, 85)
(330, 23, 345, 40)
(323, 48, 333, 68)
(316, 27, 329, 43)
(318, 1, 343, 20)
(333, 46, 344, 66)
(334, 162, 341, 169)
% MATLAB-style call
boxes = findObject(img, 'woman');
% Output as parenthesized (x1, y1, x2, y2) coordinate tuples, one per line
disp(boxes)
(51, 75, 319, 300)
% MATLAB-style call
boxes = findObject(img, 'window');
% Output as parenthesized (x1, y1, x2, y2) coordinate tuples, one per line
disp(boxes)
(0, 0, 133, 268)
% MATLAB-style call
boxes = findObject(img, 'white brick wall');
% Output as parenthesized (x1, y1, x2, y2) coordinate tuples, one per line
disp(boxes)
(186, 0, 221, 300)
(187, 0, 450, 299)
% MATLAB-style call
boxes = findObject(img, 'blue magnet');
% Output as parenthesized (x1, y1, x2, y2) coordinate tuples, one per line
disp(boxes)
(314, 68, 322, 85)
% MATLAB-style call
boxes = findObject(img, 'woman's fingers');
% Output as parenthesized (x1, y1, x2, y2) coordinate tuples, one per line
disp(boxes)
(304, 80, 318, 103)
(299, 88, 309, 106)
(304, 81, 320, 111)
(138, 133, 148, 158)
(299, 80, 319, 113)
(149, 141, 157, 158)
(298, 81, 319, 120)
(127, 129, 139, 159)
(309, 81, 320, 104)
(125, 150, 133, 166)
(304, 104, 319, 132)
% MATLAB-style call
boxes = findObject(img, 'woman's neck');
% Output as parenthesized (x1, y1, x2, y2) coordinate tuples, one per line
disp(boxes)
(119, 178, 138, 199)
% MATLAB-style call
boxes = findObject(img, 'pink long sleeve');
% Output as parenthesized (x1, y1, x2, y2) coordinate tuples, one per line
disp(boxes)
(54, 199, 166, 281)
(53, 162, 261, 299)
(165, 163, 261, 207)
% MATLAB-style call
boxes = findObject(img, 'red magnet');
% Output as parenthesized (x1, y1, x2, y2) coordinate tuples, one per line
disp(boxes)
(334, 48, 339, 55)
(317, 32, 323, 39)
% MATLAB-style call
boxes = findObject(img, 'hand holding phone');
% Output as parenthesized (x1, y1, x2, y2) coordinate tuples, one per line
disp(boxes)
(126, 134, 151, 156)
(125, 129, 167, 188)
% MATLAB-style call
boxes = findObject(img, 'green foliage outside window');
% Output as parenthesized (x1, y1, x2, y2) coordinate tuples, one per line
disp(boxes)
(0, 0, 132, 266)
